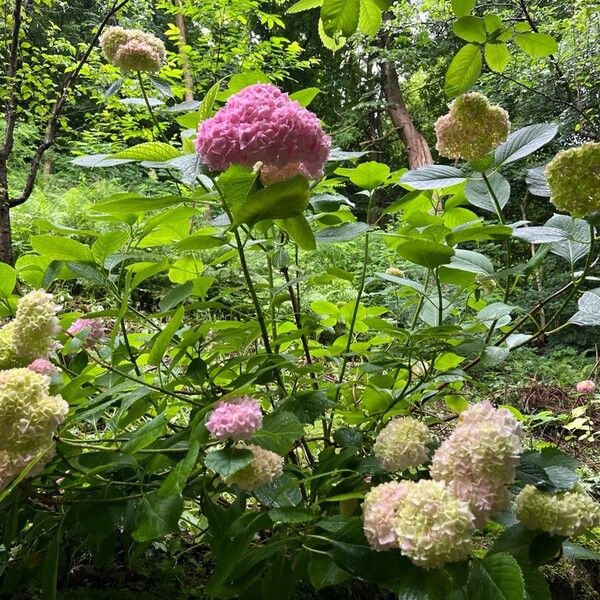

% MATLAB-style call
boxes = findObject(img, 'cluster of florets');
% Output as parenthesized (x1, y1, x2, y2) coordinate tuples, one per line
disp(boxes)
(206, 397, 263, 441)
(373, 417, 431, 472)
(195, 84, 331, 183)
(99, 26, 166, 72)
(430, 400, 523, 527)
(362, 481, 408, 550)
(546, 143, 600, 217)
(576, 380, 596, 394)
(515, 485, 600, 537)
(434, 92, 510, 161)
(28, 358, 58, 377)
(67, 318, 107, 347)
(0, 369, 68, 490)
(225, 443, 283, 491)
(0, 290, 61, 369)
(362, 480, 474, 569)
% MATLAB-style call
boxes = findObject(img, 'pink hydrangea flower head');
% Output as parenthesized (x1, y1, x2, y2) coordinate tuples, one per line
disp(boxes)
(27, 358, 57, 377)
(430, 400, 523, 527)
(195, 84, 331, 181)
(67, 318, 107, 347)
(205, 396, 263, 441)
(435, 92, 510, 161)
(362, 481, 409, 550)
(576, 380, 595, 394)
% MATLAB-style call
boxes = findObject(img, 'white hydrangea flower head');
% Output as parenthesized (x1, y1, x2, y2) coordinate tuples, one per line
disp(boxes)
(0, 290, 61, 369)
(0, 369, 68, 490)
(430, 400, 523, 527)
(515, 485, 600, 537)
(362, 481, 409, 550)
(225, 443, 283, 491)
(373, 417, 431, 472)
(392, 480, 474, 569)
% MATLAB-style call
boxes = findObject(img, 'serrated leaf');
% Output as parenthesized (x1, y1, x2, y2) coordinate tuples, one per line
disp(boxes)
(495, 123, 558, 166)
(321, 0, 360, 37)
(269, 506, 319, 524)
(113, 142, 181, 161)
(453, 16, 487, 43)
(31, 235, 93, 263)
(485, 42, 510, 72)
(71, 153, 134, 168)
(336, 161, 390, 189)
(515, 32, 558, 58)
(451, 0, 476, 16)
(445, 44, 482, 97)
(546, 214, 591, 266)
(513, 226, 567, 244)
(569, 288, 600, 326)
(401, 165, 466, 189)
(290, 87, 321, 107)
(147, 306, 185, 366)
(467, 553, 525, 600)
(205, 447, 254, 478)
(251, 411, 304, 454)
(287, 0, 323, 13)
(0, 264, 17, 298)
(465, 172, 511, 215)
(396, 239, 455, 269)
(132, 492, 183, 542)
(526, 166, 550, 197)
(315, 222, 371, 243)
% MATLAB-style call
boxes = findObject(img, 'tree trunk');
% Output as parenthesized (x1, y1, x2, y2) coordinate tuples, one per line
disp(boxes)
(381, 61, 432, 169)
(0, 205, 14, 266)
(173, 0, 194, 101)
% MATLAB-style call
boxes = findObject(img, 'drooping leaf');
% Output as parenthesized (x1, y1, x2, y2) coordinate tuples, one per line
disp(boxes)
(147, 306, 185, 366)
(395, 240, 455, 269)
(205, 447, 254, 478)
(515, 32, 558, 58)
(321, 0, 360, 37)
(453, 16, 487, 43)
(251, 411, 304, 454)
(465, 172, 511, 215)
(132, 492, 183, 542)
(467, 553, 525, 600)
(113, 142, 181, 162)
(401, 165, 466, 190)
(494, 124, 559, 166)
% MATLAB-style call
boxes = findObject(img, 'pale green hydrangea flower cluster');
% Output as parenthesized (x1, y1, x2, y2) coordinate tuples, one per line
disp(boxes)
(362, 479, 474, 569)
(373, 417, 431, 472)
(434, 92, 510, 161)
(0, 290, 61, 370)
(99, 26, 166, 72)
(546, 142, 600, 217)
(515, 484, 600, 537)
(430, 400, 523, 527)
(225, 443, 283, 491)
(0, 368, 68, 490)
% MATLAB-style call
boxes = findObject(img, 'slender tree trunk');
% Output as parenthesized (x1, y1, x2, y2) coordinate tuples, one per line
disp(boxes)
(173, 0, 194, 101)
(381, 61, 432, 169)
(0, 205, 14, 266)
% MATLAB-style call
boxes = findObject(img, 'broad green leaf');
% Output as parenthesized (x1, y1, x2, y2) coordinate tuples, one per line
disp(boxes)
(308, 556, 350, 591)
(465, 173, 511, 215)
(91, 231, 129, 265)
(287, 0, 323, 13)
(321, 0, 360, 37)
(290, 87, 321, 107)
(42, 523, 61, 600)
(149, 76, 173, 98)
(315, 222, 371, 243)
(467, 553, 525, 600)
(0, 264, 16, 298)
(205, 447, 254, 478)
(336, 161, 390, 189)
(147, 306, 185, 366)
(546, 214, 591, 265)
(526, 166, 550, 197)
(279, 214, 316, 250)
(71, 153, 134, 168)
(251, 411, 304, 454)
(358, 0, 389, 36)
(159, 281, 194, 311)
(568, 288, 600, 326)
(401, 165, 466, 190)
(521, 566, 552, 600)
(113, 142, 181, 161)
(562, 542, 600, 561)
(494, 123, 559, 166)
(395, 240, 455, 269)
(512, 226, 567, 244)
(269, 506, 319, 524)
(318, 17, 347, 51)
(451, 0, 476, 16)
(231, 176, 309, 227)
(92, 194, 185, 215)
(31, 234, 93, 263)
(453, 16, 487, 43)
(130, 260, 170, 289)
(123, 413, 168, 454)
(198, 80, 221, 122)
(445, 44, 482, 97)
(485, 43, 510, 72)
(515, 32, 558, 58)
(132, 492, 183, 542)
(168, 256, 204, 284)
(158, 438, 201, 497)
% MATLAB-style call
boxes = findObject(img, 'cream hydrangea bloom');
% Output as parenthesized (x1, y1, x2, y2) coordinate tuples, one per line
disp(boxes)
(431, 400, 523, 527)
(225, 443, 283, 491)
(373, 417, 431, 472)
(392, 480, 474, 569)
(434, 92, 510, 161)
(100, 26, 166, 72)
(0, 369, 68, 490)
(515, 485, 600, 537)
(0, 290, 61, 369)
(546, 143, 600, 217)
